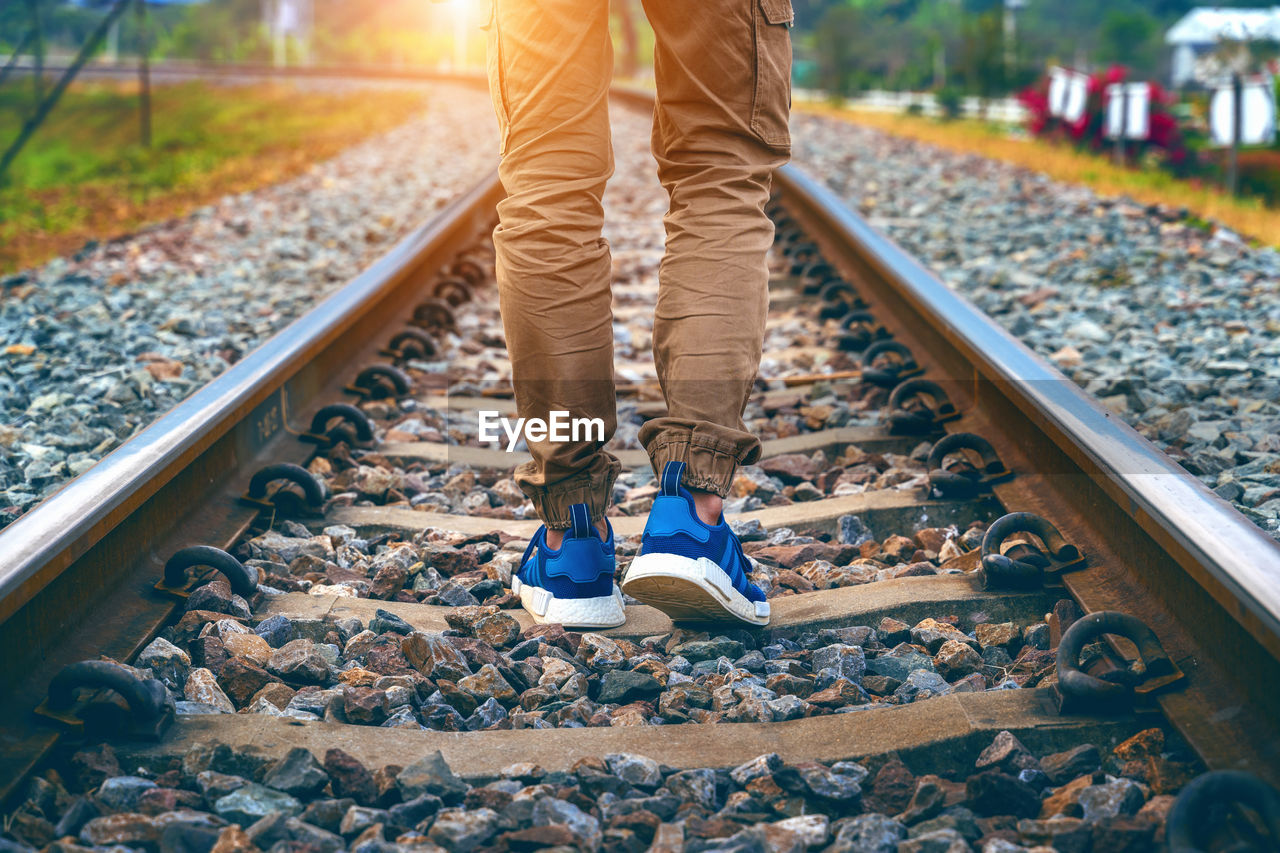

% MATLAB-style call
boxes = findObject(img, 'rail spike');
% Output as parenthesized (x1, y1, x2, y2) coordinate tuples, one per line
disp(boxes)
(926, 432, 1012, 499)
(1051, 611, 1184, 715)
(1166, 771, 1280, 853)
(887, 378, 959, 434)
(978, 511, 1084, 589)
(38, 660, 173, 740)
(157, 545, 257, 599)
(241, 462, 326, 516)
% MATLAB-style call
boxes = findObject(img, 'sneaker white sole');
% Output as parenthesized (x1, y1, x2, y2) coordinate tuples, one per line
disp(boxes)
(511, 575, 626, 629)
(621, 553, 770, 627)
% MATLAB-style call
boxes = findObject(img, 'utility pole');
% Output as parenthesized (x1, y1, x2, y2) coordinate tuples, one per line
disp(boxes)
(30, 0, 44, 104)
(136, 0, 151, 148)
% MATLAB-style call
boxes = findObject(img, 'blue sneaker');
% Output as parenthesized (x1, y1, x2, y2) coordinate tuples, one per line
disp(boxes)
(622, 461, 770, 626)
(511, 503, 625, 628)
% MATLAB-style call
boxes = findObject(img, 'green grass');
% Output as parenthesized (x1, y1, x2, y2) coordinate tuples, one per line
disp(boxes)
(0, 80, 430, 272)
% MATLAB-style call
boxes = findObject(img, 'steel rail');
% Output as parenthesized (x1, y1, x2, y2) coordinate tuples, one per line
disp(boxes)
(774, 165, 1280, 659)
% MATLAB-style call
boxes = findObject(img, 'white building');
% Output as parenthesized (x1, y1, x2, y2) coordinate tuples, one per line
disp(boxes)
(1166, 7, 1280, 87)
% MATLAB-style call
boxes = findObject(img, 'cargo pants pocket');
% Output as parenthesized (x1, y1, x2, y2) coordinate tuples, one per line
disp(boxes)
(482, 0, 511, 156)
(751, 0, 793, 149)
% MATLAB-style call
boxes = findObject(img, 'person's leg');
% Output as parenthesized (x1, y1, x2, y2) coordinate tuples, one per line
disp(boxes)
(484, 0, 619, 536)
(622, 0, 792, 626)
(484, 0, 623, 627)
(635, 0, 793, 503)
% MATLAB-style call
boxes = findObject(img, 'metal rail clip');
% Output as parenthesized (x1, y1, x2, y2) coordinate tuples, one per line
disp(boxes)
(1051, 611, 1184, 714)
(299, 403, 374, 447)
(978, 512, 1085, 589)
(345, 364, 411, 400)
(835, 310, 892, 352)
(412, 298, 457, 333)
(430, 276, 473, 306)
(887, 378, 960, 434)
(35, 660, 174, 741)
(382, 328, 439, 362)
(926, 432, 1013, 499)
(154, 545, 257, 599)
(1167, 771, 1280, 853)
(239, 462, 326, 516)
(862, 341, 923, 388)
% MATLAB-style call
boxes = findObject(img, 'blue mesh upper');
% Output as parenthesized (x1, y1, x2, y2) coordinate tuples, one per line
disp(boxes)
(517, 509, 615, 600)
(641, 462, 766, 604)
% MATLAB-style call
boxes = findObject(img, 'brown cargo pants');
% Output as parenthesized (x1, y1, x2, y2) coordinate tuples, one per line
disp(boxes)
(483, 0, 792, 528)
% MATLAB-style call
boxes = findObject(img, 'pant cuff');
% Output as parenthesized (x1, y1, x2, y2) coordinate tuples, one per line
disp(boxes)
(514, 456, 620, 530)
(644, 431, 761, 499)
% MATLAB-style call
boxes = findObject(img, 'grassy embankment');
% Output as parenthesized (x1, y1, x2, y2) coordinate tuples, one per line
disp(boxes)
(800, 102, 1280, 247)
(0, 80, 429, 273)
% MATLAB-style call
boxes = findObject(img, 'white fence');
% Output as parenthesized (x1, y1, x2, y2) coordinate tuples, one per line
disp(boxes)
(795, 88, 1029, 123)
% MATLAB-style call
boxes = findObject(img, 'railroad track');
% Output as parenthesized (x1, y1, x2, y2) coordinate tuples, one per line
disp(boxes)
(1, 89, 1279, 850)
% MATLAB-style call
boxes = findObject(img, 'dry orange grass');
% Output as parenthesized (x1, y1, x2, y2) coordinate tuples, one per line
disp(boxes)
(799, 102, 1280, 247)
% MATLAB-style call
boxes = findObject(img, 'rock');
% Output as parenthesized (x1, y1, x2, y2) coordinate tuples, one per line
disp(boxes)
(342, 685, 389, 724)
(910, 618, 974, 653)
(1111, 728, 1164, 763)
(531, 796, 602, 851)
(426, 806, 499, 851)
(1016, 816, 1092, 851)
(892, 670, 952, 701)
(221, 631, 272, 666)
(973, 622, 1020, 652)
(605, 753, 663, 789)
(96, 776, 157, 813)
(324, 748, 378, 806)
(185, 667, 235, 713)
(465, 696, 508, 730)
(666, 768, 718, 810)
(402, 631, 471, 681)
(398, 750, 469, 802)
(796, 762, 862, 802)
(255, 614, 293, 647)
(965, 770, 1041, 818)
(897, 827, 970, 853)
(758, 453, 818, 484)
(136, 637, 190, 691)
(867, 643, 935, 681)
(812, 644, 866, 682)
(579, 633, 627, 669)
(262, 747, 330, 798)
(828, 813, 907, 853)
(267, 639, 331, 684)
(975, 730, 1040, 775)
(1078, 777, 1145, 822)
(838, 514, 876, 546)
(1040, 744, 1100, 786)
(79, 813, 160, 847)
(369, 608, 413, 635)
(598, 670, 664, 704)
(731, 753, 783, 786)
(213, 783, 301, 827)
(474, 613, 521, 649)
(895, 775, 948, 825)
(932, 639, 983, 680)
(458, 663, 518, 707)
(671, 638, 745, 663)
(217, 657, 274, 708)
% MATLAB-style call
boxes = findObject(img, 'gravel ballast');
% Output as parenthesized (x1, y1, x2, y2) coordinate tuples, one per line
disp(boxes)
(0, 83, 497, 531)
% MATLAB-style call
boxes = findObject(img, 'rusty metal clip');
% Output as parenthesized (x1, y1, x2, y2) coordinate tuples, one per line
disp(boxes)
(1167, 771, 1280, 853)
(412, 298, 457, 332)
(383, 328, 439, 362)
(300, 402, 375, 447)
(431, 277, 473, 306)
(155, 545, 257, 599)
(978, 512, 1084, 589)
(1051, 611, 1184, 714)
(862, 341, 923, 388)
(240, 462, 326, 515)
(887, 378, 959, 433)
(36, 660, 173, 741)
(346, 364, 411, 400)
(926, 432, 1012, 499)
